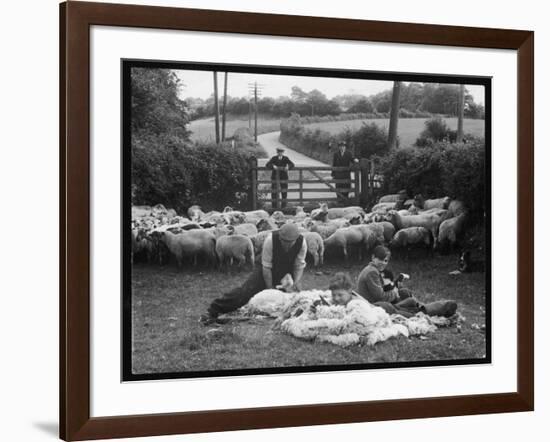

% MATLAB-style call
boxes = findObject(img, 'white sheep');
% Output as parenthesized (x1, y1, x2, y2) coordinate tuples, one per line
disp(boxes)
(303, 231, 325, 267)
(385, 210, 448, 248)
(371, 202, 396, 213)
(390, 227, 432, 255)
(232, 223, 258, 237)
(215, 234, 255, 270)
(350, 224, 385, 254)
(159, 229, 217, 267)
(294, 206, 307, 221)
(187, 204, 205, 221)
(323, 226, 365, 261)
(243, 209, 270, 224)
(224, 211, 247, 225)
(270, 211, 287, 226)
(307, 219, 348, 240)
(250, 231, 271, 257)
(310, 203, 364, 221)
(413, 194, 452, 210)
(378, 194, 402, 203)
(373, 221, 396, 243)
(326, 206, 365, 220)
(437, 213, 468, 251)
(448, 200, 467, 217)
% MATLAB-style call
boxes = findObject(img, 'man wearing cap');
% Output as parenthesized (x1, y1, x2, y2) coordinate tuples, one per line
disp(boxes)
(331, 141, 358, 203)
(200, 223, 307, 325)
(265, 147, 295, 208)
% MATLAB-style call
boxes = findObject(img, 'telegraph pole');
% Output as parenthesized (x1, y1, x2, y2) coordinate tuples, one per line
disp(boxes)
(213, 72, 220, 144)
(254, 85, 258, 142)
(222, 72, 228, 141)
(247, 82, 265, 143)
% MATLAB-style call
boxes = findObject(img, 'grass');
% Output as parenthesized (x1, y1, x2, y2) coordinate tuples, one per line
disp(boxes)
(188, 115, 485, 148)
(188, 114, 283, 142)
(131, 252, 487, 375)
(305, 117, 485, 148)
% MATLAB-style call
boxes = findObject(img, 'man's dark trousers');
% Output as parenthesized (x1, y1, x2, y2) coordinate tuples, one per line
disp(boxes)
(208, 266, 266, 316)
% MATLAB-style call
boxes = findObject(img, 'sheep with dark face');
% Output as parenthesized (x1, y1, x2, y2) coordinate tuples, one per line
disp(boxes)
(448, 200, 467, 217)
(256, 217, 278, 232)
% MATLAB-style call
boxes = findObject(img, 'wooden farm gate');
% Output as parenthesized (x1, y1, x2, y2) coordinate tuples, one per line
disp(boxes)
(248, 158, 382, 211)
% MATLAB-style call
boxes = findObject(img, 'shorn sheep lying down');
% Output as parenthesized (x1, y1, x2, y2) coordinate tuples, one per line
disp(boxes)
(240, 289, 454, 347)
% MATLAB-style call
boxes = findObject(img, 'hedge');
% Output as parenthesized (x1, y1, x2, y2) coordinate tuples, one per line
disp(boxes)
(376, 138, 486, 219)
(132, 133, 254, 214)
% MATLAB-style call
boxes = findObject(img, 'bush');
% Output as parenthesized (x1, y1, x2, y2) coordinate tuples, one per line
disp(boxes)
(415, 117, 459, 146)
(351, 122, 390, 158)
(132, 134, 254, 213)
(377, 138, 486, 219)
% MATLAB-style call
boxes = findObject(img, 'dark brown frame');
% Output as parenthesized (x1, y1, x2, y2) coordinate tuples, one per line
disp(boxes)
(60, 1, 534, 440)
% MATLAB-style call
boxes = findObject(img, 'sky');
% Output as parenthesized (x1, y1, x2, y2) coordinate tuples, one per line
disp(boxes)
(174, 69, 485, 105)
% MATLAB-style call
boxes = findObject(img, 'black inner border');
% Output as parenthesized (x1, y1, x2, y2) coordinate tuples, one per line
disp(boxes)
(121, 59, 492, 382)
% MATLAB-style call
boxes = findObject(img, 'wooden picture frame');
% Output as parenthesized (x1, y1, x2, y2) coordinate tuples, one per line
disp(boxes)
(60, 1, 533, 440)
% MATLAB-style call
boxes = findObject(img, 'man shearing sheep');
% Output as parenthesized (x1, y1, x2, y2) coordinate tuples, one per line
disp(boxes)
(200, 223, 307, 325)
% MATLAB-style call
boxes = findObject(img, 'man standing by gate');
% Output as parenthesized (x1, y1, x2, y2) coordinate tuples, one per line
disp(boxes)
(331, 140, 358, 203)
(266, 147, 295, 209)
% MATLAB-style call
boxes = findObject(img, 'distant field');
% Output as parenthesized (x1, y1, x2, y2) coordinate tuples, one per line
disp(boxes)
(189, 116, 485, 148)
(188, 116, 282, 142)
(305, 118, 485, 148)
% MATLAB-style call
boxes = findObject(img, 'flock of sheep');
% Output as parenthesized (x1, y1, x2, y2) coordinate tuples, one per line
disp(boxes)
(131, 194, 467, 269)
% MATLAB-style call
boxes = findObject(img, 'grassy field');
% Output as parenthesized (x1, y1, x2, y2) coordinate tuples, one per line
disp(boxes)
(188, 115, 282, 142)
(189, 116, 485, 148)
(131, 252, 487, 375)
(305, 117, 485, 148)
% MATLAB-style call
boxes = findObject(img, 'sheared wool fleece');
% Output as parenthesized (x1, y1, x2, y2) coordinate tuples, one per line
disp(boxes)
(240, 290, 454, 347)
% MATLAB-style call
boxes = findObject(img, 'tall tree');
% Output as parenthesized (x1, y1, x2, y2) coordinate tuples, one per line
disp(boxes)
(457, 84, 465, 143)
(387, 81, 402, 150)
(131, 68, 190, 140)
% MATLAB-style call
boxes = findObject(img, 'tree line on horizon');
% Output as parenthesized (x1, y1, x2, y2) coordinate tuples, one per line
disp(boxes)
(184, 82, 485, 121)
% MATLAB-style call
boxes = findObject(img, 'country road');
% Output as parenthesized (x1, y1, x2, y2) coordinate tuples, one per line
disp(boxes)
(256, 131, 329, 168)
(255, 131, 357, 207)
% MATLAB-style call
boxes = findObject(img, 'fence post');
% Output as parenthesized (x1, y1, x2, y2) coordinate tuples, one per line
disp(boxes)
(354, 165, 360, 205)
(359, 158, 370, 206)
(249, 156, 258, 210)
(370, 160, 376, 192)
(275, 169, 281, 209)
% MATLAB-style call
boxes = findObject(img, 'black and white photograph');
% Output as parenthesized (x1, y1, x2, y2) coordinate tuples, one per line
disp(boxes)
(123, 61, 490, 380)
